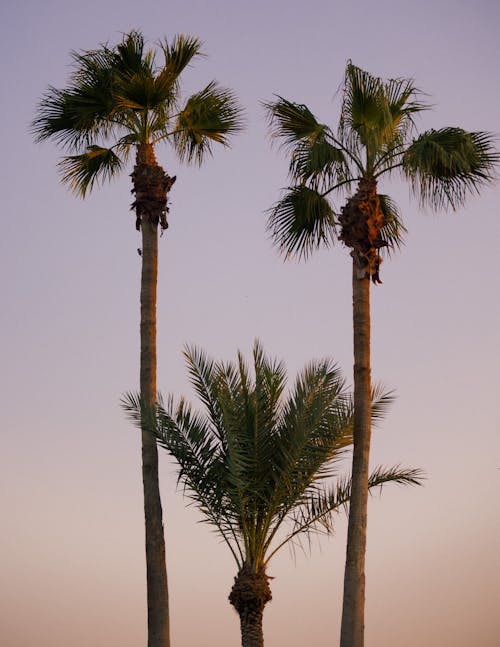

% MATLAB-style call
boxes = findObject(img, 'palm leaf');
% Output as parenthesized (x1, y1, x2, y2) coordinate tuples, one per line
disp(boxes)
(183, 345, 227, 441)
(265, 97, 329, 150)
(370, 383, 395, 425)
(266, 185, 336, 259)
(173, 81, 244, 164)
(160, 34, 204, 80)
(378, 194, 407, 252)
(58, 146, 123, 197)
(269, 360, 350, 507)
(275, 466, 423, 555)
(113, 72, 171, 111)
(32, 82, 115, 151)
(290, 137, 351, 189)
(123, 342, 421, 570)
(339, 62, 385, 156)
(114, 31, 150, 76)
(403, 127, 499, 210)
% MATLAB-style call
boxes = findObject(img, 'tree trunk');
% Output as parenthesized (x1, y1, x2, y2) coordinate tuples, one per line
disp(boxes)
(229, 565, 272, 647)
(133, 143, 175, 647)
(239, 610, 266, 647)
(339, 259, 371, 647)
(141, 218, 169, 647)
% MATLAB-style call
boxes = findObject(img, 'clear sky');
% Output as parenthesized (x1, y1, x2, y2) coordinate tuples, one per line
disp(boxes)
(1, 1, 499, 646)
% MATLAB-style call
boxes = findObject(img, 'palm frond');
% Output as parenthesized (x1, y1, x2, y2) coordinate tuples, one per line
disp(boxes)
(121, 391, 146, 428)
(266, 465, 423, 561)
(403, 127, 499, 210)
(123, 342, 423, 570)
(122, 391, 244, 564)
(35, 30, 242, 197)
(265, 97, 329, 150)
(268, 360, 351, 507)
(370, 383, 395, 426)
(58, 146, 123, 197)
(377, 194, 407, 253)
(114, 31, 152, 76)
(32, 87, 84, 148)
(339, 62, 385, 156)
(383, 76, 429, 140)
(290, 137, 352, 190)
(173, 81, 244, 164)
(113, 71, 173, 112)
(339, 63, 429, 171)
(183, 344, 227, 441)
(32, 80, 115, 151)
(266, 185, 337, 259)
(160, 34, 204, 80)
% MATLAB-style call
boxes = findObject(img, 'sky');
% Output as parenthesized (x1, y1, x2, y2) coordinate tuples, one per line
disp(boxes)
(1, 0, 499, 645)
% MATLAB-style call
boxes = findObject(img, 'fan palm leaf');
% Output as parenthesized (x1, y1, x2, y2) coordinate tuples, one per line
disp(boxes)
(173, 82, 244, 163)
(58, 146, 123, 197)
(403, 127, 499, 209)
(267, 185, 337, 259)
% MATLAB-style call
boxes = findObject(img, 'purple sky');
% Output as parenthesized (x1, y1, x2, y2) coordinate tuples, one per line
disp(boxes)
(1, 1, 499, 646)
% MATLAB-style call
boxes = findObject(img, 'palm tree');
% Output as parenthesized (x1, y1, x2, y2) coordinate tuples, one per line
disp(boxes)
(123, 341, 422, 647)
(265, 62, 498, 647)
(32, 31, 243, 647)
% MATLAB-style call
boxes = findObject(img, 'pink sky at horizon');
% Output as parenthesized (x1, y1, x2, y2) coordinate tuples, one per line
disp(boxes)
(1, 1, 499, 646)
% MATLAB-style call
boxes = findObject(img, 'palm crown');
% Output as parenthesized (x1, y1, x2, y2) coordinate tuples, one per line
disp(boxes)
(266, 61, 498, 262)
(32, 31, 243, 197)
(123, 342, 420, 571)
(123, 341, 421, 646)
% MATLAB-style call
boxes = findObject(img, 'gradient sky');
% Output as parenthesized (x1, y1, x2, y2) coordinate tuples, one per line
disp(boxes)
(1, 1, 499, 646)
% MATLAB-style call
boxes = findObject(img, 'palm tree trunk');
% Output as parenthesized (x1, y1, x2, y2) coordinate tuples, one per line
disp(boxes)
(229, 565, 272, 647)
(238, 610, 265, 647)
(134, 143, 172, 647)
(339, 258, 371, 647)
(141, 218, 169, 647)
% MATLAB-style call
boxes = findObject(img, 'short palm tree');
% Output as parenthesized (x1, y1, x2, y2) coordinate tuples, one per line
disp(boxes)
(123, 341, 422, 647)
(265, 62, 498, 647)
(32, 31, 243, 647)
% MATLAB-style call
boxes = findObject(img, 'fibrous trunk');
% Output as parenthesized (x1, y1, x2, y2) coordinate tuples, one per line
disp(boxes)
(339, 176, 386, 284)
(132, 143, 176, 647)
(339, 177, 380, 647)
(229, 565, 272, 647)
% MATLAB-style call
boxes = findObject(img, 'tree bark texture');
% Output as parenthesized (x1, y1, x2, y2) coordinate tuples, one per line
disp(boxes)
(339, 177, 383, 647)
(339, 263, 371, 647)
(229, 565, 272, 647)
(133, 143, 175, 647)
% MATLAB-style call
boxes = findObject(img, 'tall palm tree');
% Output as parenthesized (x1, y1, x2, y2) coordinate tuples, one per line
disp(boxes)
(265, 62, 498, 647)
(123, 341, 422, 647)
(32, 31, 243, 647)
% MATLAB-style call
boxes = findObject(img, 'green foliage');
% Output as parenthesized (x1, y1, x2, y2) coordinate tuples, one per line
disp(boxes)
(403, 128, 499, 210)
(173, 82, 244, 164)
(266, 61, 498, 260)
(122, 342, 423, 570)
(267, 186, 336, 259)
(59, 146, 124, 197)
(32, 31, 243, 195)
(378, 194, 407, 252)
